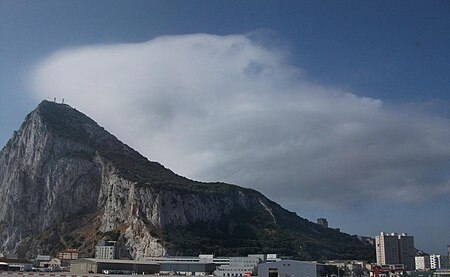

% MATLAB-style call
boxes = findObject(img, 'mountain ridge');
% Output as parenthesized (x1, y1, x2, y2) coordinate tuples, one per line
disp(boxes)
(0, 100, 374, 261)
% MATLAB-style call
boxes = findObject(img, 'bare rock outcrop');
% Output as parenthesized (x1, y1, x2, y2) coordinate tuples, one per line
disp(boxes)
(0, 101, 375, 261)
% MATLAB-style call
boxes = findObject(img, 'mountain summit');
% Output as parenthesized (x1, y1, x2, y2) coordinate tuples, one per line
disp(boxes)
(0, 101, 374, 260)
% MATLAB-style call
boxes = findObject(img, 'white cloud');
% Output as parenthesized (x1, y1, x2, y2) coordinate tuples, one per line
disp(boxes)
(30, 33, 450, 209)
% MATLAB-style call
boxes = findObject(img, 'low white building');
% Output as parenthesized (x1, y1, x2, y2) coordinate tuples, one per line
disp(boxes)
(214, 255, 264, 277)
(145, 254, 230, 266)
(58, 249, 80, 260)
(322, 260, 367, 276)
(415, 256, 430, 271)
(0, 262, 8, 271)
(0, 258, 33, 271)
(430, 255, 450, 270)
(258, 260, 319, 277)
(40, 258, 61, 270)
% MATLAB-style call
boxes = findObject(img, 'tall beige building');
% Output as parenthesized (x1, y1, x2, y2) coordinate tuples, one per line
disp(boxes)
(375, 232, 416, 271)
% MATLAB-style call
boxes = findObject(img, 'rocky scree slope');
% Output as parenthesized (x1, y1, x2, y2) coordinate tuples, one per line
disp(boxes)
(0, 101, 374, 260)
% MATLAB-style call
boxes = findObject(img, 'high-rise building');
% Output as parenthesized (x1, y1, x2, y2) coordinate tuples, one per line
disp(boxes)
(375, 232, 416, 271)
(376, 233, 400, 265)
(398, 233, 416, 270)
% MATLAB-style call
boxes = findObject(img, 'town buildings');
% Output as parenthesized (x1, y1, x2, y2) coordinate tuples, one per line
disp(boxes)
(35, 255, 51, 266)
(323, 260, 368, 276)
(70, 258, 159, 274)
(430, 254, 450, 270)
(375, 232, 415, 270)
(214, 255, 264, 277)
(71, 254, 279, 276)
(145, 254, 230, 266)
(39, 258, 61, 270)
(58, 249, 80, 261)
(0, 257, 33, 271)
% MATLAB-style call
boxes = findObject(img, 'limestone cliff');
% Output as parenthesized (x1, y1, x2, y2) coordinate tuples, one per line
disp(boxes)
(0, 101, 375, 261)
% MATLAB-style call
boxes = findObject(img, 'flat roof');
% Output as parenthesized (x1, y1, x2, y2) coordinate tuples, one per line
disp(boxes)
(159, 261, 216, 265)
(0, 258, 32, 264)
(71, 258, 159, 265)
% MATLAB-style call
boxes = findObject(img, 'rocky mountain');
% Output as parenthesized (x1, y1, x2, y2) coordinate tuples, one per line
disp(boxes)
(0, 101, 374, 260)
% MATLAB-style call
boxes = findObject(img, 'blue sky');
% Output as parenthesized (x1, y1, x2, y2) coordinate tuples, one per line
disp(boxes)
(1, 1, 450, 254)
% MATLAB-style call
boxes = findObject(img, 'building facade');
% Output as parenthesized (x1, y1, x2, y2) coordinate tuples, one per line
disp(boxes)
(160, 262, 216, 276)
(58, 249, 80, 260)
(0, 258, 33, 271)
(415, 256, 430, 271)
(39, 258, 61, 270)
(145, 254, 279, 270)
(0, 262, 8, 271)
(430, 255, 450, 270)
(375, 232, 415, 271)
(95, 241, 120, 260)
(70, 258, 159, 274)
(322, 260, 367, 276)
(376, 233, 401, 265)
(214, 255, 264, 277)
(398, 234, 415, 271)
(258, 260, 322, 277)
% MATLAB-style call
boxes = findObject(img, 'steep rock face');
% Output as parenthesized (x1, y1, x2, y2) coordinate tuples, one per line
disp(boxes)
(0, 109, 101, 252)
(0, 101, 375, 261)
(0, 101, 271, 258)
(94, 157, 250, 259)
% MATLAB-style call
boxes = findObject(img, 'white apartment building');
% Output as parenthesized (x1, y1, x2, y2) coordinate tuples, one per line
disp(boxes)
(430, 254, 450, 270)
(415, 256, 430, 270)
(95, 240, 120, 260)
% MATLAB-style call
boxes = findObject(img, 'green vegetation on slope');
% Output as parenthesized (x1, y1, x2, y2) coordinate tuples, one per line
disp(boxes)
(162, 196, 375, 261)
(34, 100, 375, 261)
(36, 100, 240, 194)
